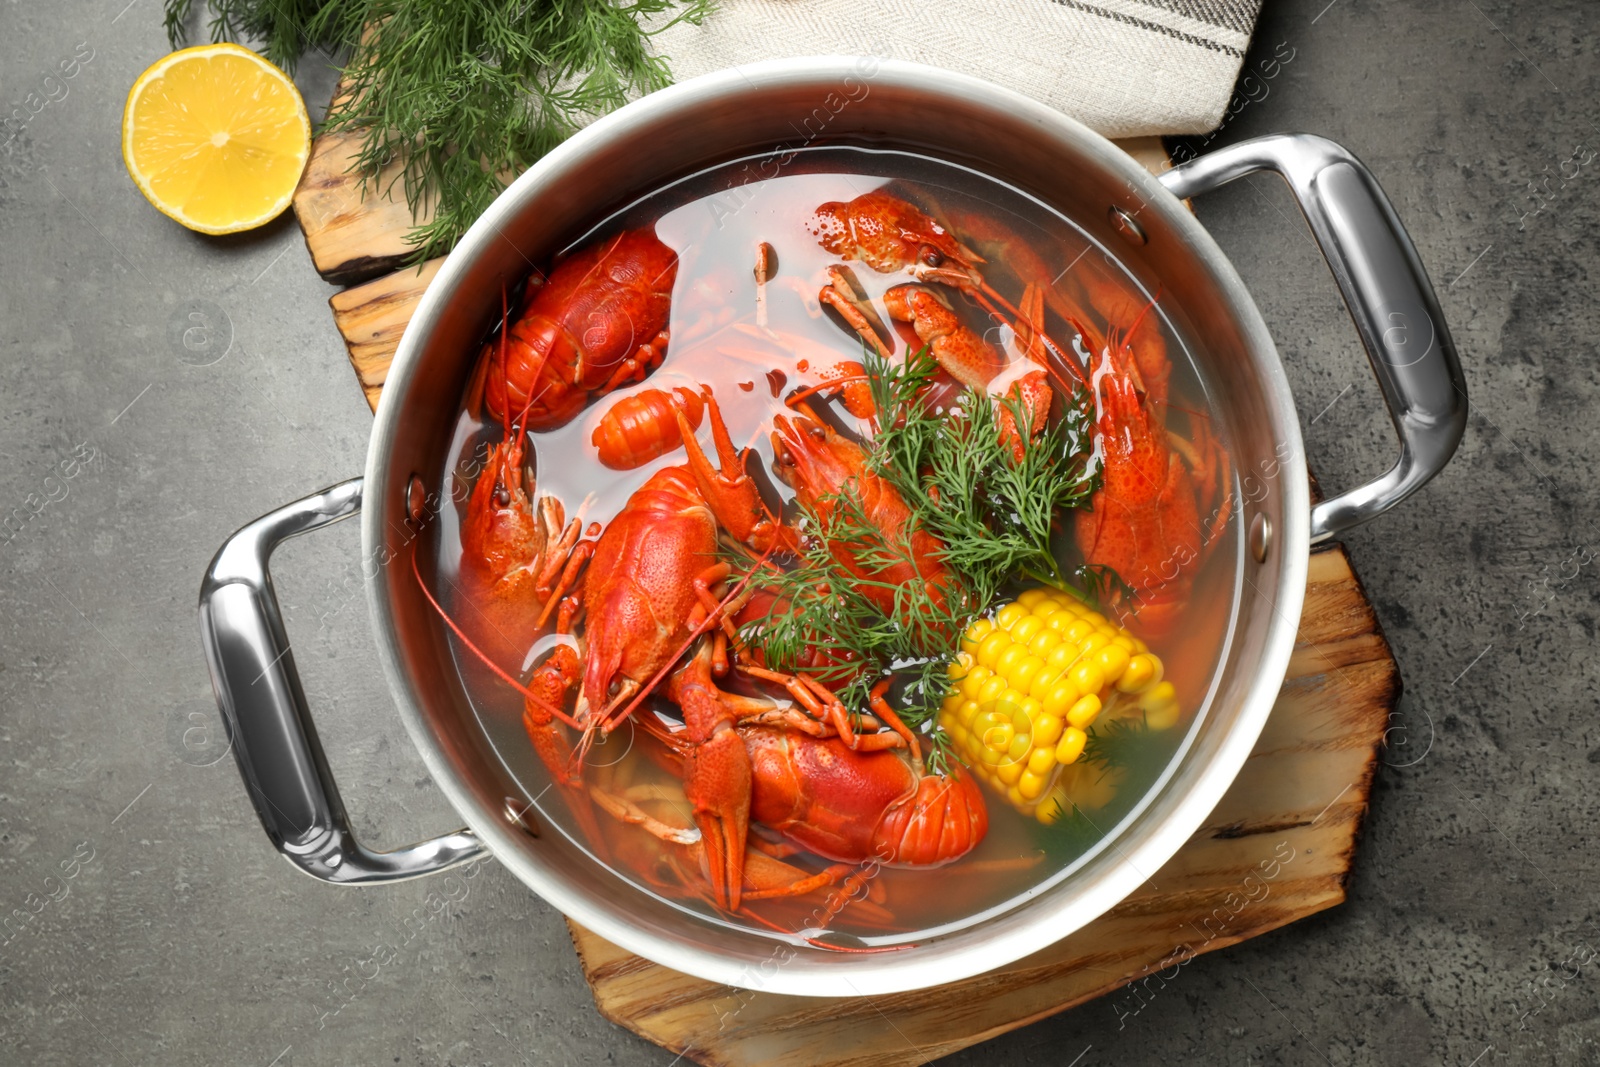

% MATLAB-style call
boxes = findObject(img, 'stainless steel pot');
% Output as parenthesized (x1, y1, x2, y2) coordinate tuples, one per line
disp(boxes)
(199, 58, 1465, 995)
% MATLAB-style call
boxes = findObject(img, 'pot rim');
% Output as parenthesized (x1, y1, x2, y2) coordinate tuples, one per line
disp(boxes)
(364, 56, 1310, 995)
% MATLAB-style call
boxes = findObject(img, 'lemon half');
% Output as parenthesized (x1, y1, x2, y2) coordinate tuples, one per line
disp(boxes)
(122, 43, 311, 235)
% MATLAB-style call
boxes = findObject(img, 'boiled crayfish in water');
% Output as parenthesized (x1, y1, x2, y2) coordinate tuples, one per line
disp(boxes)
(484, 228, 678, 432)
(431, 166, 1231, 937)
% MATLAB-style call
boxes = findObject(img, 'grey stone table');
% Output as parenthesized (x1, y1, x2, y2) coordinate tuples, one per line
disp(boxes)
(2, 1, 1596, 1064)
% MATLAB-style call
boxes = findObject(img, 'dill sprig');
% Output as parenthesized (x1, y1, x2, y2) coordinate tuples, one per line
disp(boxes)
(164, 0, 328, 71)
(1038, 798, 1105, 855)
(1071, 562, 1136, 608)
(163, 0, 712, 262)
(739, 490, 968, 772)
(740, 346, 1102, 774)
(1081, 715, 1171, 776)
(864, 346, 1100, 607)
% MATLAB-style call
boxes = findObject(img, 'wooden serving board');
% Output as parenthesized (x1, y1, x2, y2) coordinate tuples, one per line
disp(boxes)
(291, 116, 1399, 1066)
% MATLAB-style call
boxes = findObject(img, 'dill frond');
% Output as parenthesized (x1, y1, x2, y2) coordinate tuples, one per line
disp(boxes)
(164, 0, 713, 262)
(1071, 563, 1136, 606)
(736, 345, 1111, 769)
(1039, 799, 1105, 854)
(1082, 715, 1170, 776)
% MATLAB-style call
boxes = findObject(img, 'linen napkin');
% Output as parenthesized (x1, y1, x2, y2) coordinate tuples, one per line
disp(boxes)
(653, 0, 1264, 139)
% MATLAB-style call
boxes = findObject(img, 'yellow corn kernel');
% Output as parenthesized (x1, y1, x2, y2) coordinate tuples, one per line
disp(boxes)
(1067, 693, 1103, 730)
(996, 759, 1025, 785)
(1011, 614, 1044, 645)
(1146, 702, 1179, 731)
(1065, 620, 1095, 643)
(1045, 644, 1077, 671)
(957, 700, 980, 725)
(960, 666, 991, 701)
(1027, 628, 1062, 658)
(1032, 714, 1064, 748)
(1140, 681, 1181, 730)
(977, 631, 1012, 669)
(1007, 733, 1033, 765)
(1063, 764, 1122, 809)
(982, 720, 1014, 754)
(1069, 660, 1106, 698)
(995, 602, 1026, 630)
(977, 675, 1009, 705)
(1026, 746, 1057, 776)
(1055, 726, 1088, 765)
(973, 705, 1006, 729)
(972, 709, 1005, 742)
(1117, 653, 1157, 692)
(994, 643, 1028, 679)
(1028, 666, 1063, 700)
(1042, 681, 1078, 719)
(1016, 588, 1050, 607)
(1034, 787, 1063, 823)
(962, 618, 994, 655)
(1009, 654, 1046, 693)
(1007, 784, 1027, 807)
(1144, 680, 1178, 709)
(1018, 771, 1048, 800)
(1094, 643, 1131, 680)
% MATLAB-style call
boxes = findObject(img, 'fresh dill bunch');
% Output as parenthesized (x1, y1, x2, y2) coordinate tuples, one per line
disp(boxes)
(163, 0, 713, 262)
(164, 0, 334, 73)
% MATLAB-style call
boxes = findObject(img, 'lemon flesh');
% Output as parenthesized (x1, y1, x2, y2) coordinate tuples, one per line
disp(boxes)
(122, 43, 311, 235)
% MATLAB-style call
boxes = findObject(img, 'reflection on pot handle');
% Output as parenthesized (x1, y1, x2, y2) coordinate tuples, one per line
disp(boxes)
(1159, 134, 1467, 543)
(198, 478, 488, 884)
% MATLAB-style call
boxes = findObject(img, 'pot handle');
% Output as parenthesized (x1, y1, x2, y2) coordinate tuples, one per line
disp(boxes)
(1158, 133, 1467, 542)
(198, 478, 488, 884)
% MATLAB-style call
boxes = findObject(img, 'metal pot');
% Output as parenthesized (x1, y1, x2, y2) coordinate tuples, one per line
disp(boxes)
(199, 58, 1465, 996)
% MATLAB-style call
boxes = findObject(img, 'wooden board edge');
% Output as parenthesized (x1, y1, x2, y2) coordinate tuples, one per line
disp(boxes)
(567, 873, 1350, 1067)
(913, 883, 1349, 1065)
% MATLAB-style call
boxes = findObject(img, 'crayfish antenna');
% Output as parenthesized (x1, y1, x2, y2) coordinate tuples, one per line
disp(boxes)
(409, 548, 582, 730)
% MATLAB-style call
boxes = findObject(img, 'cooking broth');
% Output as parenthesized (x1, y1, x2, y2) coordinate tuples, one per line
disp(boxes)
(433, 147, 1241, 947)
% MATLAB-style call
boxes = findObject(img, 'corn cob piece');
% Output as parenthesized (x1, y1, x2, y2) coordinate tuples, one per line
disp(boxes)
(939, 587, 1179, 819)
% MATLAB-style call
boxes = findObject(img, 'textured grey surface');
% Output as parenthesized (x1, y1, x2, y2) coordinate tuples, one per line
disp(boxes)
(1, 0, 1596, 1064)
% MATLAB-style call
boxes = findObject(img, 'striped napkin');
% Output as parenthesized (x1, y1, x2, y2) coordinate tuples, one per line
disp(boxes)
(653, 0, 1263, 139)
